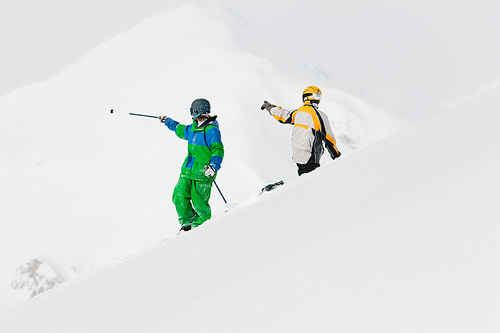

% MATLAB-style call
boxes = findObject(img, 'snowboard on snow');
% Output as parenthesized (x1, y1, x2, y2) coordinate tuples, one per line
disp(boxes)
(260, 180, 284, 194)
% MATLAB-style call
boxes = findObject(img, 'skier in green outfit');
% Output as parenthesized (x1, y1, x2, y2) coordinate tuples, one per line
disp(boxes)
(159, 98, 224, 233)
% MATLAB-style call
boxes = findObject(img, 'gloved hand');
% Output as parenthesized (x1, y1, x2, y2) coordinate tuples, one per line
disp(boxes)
(331, 149, 342, 160)
(204, 165, 216, 178)
(260, 101, 276, 112)
(159, 115, 168, 123)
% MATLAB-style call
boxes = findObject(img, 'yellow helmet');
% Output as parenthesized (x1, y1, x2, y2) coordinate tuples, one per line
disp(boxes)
(302, 85, 322, 105)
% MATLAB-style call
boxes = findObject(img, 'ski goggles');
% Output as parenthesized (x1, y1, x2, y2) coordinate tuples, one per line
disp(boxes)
(304, 92, 322, 101)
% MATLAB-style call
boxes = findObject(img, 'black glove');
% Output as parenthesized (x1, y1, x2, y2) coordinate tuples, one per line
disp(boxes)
(260, 101, 276, 112)
(331, 150, 341, 160)
(159, 115, 168, 123)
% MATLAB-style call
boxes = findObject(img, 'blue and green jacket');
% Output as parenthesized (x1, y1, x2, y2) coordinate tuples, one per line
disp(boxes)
(164, 117, 224, 181)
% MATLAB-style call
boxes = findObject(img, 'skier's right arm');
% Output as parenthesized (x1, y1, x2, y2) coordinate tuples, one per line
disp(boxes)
(163, 117, 188, 140)
(261, 101, 293, 124)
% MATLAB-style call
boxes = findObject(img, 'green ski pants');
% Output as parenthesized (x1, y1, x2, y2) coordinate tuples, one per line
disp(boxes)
(172, 177, 213, 228)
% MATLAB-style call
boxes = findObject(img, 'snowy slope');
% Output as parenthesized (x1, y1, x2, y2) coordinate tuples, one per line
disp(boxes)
(1, 75, 499, 333)
(0, 5, 409, 312)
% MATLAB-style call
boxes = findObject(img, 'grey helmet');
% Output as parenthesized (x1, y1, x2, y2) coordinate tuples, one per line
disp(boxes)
(190, 98, 211, 119)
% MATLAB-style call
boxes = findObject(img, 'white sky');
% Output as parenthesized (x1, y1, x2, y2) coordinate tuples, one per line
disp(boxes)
(1, 0, 500, 119)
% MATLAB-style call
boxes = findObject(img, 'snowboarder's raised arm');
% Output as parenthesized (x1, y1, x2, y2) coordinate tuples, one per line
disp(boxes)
(261, 100, 294, 124)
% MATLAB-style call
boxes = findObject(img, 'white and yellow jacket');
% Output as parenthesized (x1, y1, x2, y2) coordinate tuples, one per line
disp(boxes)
(268, 102, 341, 164)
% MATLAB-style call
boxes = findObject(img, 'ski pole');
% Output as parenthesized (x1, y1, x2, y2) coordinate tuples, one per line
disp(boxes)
(213, 179, 230, 210)
(109, 109, 160, 119)
(129, 112, 160, 119)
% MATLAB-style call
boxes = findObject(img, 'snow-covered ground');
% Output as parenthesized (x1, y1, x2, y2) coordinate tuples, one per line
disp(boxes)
(1, 65, 499, 333)
(0, 4, 407, 314)
(1, 4, 499, 332)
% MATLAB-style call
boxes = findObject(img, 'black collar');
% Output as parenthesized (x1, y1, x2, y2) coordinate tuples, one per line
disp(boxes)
(197, 115, 217, 128)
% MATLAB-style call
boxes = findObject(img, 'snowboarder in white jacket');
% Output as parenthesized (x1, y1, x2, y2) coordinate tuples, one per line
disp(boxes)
(261, 86, 341, 176)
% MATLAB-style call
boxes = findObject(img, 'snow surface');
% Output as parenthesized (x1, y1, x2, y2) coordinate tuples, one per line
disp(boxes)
(1, 4, 499, 332)
(0, 4, 408, 315)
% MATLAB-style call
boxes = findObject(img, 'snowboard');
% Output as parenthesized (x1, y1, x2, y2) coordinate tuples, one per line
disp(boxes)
(260, 180, 284, 194)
